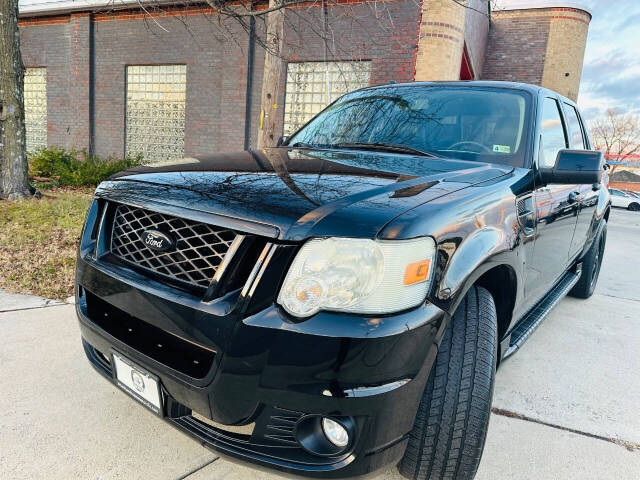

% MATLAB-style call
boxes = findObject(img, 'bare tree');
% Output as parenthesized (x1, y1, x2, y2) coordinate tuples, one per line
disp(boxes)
(129, 0, 490, 149)
(199, 0, 404, 148)
(591, 109, 640, 174)
(199, 0, 491, 148)
(0, 0, 32, 200)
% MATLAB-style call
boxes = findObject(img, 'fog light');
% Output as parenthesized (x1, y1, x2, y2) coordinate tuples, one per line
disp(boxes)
(322, 418, 349, 447)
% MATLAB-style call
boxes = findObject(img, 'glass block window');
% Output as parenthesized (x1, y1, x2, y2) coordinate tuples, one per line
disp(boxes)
(126, 65, 186, 163)
(24, 68, 47, 152)
(283, 61, 371, 135)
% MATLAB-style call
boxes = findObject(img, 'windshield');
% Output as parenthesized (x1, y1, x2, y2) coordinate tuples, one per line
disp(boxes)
(288, 85, 532, 167)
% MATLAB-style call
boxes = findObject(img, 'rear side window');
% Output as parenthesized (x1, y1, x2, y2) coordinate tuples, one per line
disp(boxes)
(539, 97, 567, 168)
(564, 104, 585, 149)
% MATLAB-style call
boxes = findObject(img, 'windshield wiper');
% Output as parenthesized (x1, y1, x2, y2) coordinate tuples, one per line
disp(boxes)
(330, 142, 436, 157)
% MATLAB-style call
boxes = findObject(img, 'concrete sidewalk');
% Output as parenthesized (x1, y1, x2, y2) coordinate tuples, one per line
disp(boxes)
(0, 304, 216, 480)
(1, 208, 639, 479)
(0, 289, 63, 312)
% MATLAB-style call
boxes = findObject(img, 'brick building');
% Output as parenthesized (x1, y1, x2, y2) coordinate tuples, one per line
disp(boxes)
(18, 0, 592, 162)
(606, 155, 640, 193)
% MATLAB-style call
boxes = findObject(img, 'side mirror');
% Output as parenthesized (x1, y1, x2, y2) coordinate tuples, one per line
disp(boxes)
(539, 149, 603, 185)
(276, 135, 289, 147)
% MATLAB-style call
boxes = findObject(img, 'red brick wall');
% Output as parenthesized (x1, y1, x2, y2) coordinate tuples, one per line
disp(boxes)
(20, 18, 80, 151)
(464, 0, 490, 78)
(19, 1, 419, 157)
(610, 182, 640, 193)
(69, 14, 91, 151)
(482, 7, 590, 100)
(482, 8, 551, 84)
(277, 0, 419, 138)
(91, 13, 253, 157)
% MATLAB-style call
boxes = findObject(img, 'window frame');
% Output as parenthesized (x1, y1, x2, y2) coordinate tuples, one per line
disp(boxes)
(536, 95, 569, 170)
(24, 66, 48, 152)
(562, 102, 588, 150)
(124, 64, 187, 163)
(576, 107, 592, 150)
(282, 60, 372, 137)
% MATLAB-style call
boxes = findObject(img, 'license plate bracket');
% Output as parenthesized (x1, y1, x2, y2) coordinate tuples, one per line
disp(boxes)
(111, 351, 163, 416)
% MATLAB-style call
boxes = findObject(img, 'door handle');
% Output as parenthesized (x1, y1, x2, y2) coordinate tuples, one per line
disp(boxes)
(568, 191, 581, 204)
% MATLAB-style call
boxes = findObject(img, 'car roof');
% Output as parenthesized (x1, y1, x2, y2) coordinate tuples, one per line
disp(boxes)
(360, 81, 576, 106)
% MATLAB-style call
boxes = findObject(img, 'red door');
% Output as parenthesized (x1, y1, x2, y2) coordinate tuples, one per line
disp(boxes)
(459, 44, 474, 80)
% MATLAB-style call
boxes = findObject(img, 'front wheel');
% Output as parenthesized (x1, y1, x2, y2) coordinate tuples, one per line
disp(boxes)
(398, 286, 497, 480)
(628, 202, 640, 211)
(569, 220, 607, 299)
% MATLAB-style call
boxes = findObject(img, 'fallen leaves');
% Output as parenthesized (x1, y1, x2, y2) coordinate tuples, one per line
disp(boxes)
(0, 189, 93, 299)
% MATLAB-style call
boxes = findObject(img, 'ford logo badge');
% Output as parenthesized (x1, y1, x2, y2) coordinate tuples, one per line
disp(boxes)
(141, 230, 175, 253)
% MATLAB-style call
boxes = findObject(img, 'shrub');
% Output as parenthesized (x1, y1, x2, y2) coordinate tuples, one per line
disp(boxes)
(29, 147, 143, 187)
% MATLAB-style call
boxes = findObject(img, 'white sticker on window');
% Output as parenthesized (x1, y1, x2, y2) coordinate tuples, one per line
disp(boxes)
(493, 145, 511, 153)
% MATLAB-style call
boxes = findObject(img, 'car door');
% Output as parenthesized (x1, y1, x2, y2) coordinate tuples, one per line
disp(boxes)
(563, 103, 599, 258)
(525, 96, 579, 303)
(609, 189, 630, 208)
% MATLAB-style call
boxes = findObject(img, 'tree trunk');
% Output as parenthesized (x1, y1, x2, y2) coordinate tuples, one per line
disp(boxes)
(257, 0, 286, 149)
(0, 0, 31, 200)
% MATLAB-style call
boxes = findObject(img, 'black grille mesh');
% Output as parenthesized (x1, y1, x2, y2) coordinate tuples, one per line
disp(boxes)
(110, 204, 237, 288)
(517, 195, 533, 216)
(517, 198, 527, 216)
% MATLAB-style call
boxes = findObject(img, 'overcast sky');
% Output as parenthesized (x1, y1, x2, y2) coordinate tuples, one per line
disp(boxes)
(576, 0, 640, 120)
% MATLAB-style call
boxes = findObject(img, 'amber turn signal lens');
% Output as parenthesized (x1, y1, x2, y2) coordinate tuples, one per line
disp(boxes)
(403, 259, 431, 285)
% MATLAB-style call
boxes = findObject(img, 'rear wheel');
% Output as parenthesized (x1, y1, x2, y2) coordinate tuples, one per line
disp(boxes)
(569, 220, 607, 299)
(628, 202, 640, 211)
(398, 286, 497, 480)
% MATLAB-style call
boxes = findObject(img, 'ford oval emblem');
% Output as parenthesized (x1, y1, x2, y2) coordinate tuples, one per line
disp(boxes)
(141, 229, 175, 253)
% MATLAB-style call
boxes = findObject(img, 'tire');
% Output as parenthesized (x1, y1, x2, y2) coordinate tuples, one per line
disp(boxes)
(398, 286, 497, 480)
(569, 220, 607, 299)
(628, 203, 640, 211)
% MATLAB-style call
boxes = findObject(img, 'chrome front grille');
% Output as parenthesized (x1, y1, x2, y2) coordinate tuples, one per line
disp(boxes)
(110, 204, 238, 289)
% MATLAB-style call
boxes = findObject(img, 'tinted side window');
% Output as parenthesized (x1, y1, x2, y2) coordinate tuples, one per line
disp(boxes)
(539, 97, 568, 168)
(564, 104, 585, 149)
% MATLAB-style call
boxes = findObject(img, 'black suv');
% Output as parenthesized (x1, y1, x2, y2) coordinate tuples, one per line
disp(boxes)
(76, 82, 609, 480)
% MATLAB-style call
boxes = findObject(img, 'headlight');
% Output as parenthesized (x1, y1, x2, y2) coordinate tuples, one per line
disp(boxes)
(277, 237, 436, 317)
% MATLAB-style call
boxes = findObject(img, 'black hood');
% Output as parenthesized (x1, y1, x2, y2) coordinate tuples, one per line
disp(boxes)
(97, 147, 513, 240)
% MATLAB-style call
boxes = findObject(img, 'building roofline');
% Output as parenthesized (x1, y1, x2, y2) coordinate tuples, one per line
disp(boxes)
(493, 0, 592, 17)
(19, 0, 594, 19)
(19, 0, 181, 17)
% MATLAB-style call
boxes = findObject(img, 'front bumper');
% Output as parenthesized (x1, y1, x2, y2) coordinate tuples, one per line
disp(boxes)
(76, 249, 445, 478)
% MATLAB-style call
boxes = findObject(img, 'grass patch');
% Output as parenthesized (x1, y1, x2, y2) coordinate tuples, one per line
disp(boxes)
(29, 147, 143, 187)
(0, 189, 93, 299)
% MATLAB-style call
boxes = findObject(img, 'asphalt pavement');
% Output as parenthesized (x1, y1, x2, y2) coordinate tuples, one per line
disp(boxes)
(1, 208, 639, 479)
